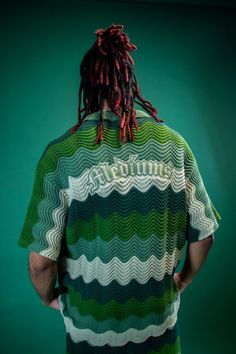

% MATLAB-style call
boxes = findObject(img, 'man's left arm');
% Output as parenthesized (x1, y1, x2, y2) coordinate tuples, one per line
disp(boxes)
(29, 252, 60, 310)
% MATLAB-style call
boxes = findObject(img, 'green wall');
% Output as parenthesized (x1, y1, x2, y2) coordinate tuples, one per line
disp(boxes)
(1, 1, 235, 353)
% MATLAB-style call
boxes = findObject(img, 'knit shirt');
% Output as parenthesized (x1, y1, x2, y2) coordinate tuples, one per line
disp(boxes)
(18, 109, 221, 347)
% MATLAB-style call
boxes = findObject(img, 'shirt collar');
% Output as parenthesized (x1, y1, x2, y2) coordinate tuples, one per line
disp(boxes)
(83, 109, 151, 121)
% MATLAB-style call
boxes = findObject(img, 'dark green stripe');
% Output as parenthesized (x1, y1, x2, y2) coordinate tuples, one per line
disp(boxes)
(59, 273, 178, 305)
(67, 186, 186, 225)
(65, 286, 177, 321)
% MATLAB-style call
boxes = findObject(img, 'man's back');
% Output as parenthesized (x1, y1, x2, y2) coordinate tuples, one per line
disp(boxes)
(18, 108, 219, 352)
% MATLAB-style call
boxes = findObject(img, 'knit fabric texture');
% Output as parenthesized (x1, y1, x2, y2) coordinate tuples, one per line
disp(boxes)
(18, 109, 221, 349)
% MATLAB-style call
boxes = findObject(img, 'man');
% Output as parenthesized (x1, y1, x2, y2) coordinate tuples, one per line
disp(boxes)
(18, 24, 221, 354)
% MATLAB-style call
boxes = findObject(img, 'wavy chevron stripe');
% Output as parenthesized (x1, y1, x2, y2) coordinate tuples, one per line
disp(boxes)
(58, 292, 180, 346)
(66, 166, 185, 204)
(62, 286, 177, 320)
(60, 299, 179, 334)
(186, 174, 220, 240)
(65, 233, 185, 262)
(60, 289, 179, 332)
(24, 178, 68, 258)
(61, 273, 178, 304)
(65, 323, 181, 353)
(67, 186, 186, 222)
(61, 248, 183, 286)
(33, 113, 188, 183)
(18, 109, 221, 352)
(66, 209, 187, 242)
(45, 139, 186, 190)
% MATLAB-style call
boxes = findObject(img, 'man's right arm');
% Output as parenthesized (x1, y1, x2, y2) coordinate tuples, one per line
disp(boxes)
(174, 234, 214, 293)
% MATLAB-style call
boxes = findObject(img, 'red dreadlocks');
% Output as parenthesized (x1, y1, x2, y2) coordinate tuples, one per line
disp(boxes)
(71, 23, 163, 144)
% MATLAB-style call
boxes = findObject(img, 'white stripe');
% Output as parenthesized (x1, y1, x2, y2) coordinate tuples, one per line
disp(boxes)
(186, 178, 219, 239)
(58, 292, 180, 346)
(68, 168, 185, 205)
(39, 190, 67, 260)
(62, 247, 184, 285)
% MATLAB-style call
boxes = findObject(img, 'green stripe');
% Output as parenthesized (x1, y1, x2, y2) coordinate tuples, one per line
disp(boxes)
(45, 138, 185, 190)
(66, 236, 184, 263)
(61, 294, 177, 333)
(38, 120, 187, 181)
(66, 286, 177, 321)
(66, 208, 187, 243)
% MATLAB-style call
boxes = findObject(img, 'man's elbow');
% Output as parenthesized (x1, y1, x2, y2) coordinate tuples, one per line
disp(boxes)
(29, 252, 56, 275)
(206, 234, 214, 247)
(200, 234, 214, 252)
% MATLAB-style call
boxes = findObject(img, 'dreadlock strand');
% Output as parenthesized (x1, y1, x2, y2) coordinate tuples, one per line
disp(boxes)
(126, 51, 134, 66)
(127, 117, 133, 142)
(124, 64, 129, 84)
(96, 102, 105, 144)
(112, 65, 118, 88)
(78, 81, 83, 120)
(94, 58, 101, 75)
(114, 57, 120, 72)
(99, 58, 106, 85)
(131, 107, 139, 131)
(105, 58, 110, 86)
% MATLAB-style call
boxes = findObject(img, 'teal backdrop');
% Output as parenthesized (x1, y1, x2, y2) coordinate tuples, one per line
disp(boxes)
(1, 0, 235, 353)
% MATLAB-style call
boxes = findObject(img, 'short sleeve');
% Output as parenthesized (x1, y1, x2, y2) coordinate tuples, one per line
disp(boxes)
(184, 142, 221, 243)
(18, 153, 69, 261)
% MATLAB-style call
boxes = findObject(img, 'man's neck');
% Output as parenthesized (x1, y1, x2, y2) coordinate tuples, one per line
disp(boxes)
(103, 98, 111, 111)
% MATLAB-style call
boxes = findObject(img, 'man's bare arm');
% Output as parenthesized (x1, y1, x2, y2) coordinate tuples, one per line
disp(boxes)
(29, 252, 59, 307)
(174, 234, 214, 292)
